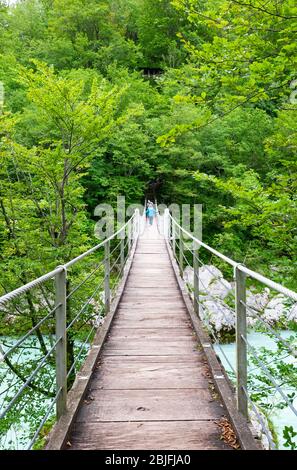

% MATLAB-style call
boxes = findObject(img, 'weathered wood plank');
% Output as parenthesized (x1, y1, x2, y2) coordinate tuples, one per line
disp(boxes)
(115, 306, 188, 314)
(99, 355, 204, 365)
(109, 327, 195, 339)
(102, 341, 201, 356)
(69, 421, 230, 450)
(124, 288, 180, 294)
(91, 358, 208, 389)
(113, 314, 190, 328)
(75, 389, 225, 423)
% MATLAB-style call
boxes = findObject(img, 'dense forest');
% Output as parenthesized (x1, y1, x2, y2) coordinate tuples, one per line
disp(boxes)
(0, 0, 296, 291)
(0, 0, 297, 451)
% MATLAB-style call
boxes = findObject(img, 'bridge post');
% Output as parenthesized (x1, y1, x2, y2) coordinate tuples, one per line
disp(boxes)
(55, 267, 67, 419)
(193, 241, 199, 316)
(120, 236, 125, 271)
(164, 208, 170, 240)
(179, 226, 183, 273)
(235, 265, 248, 418)
(128, 219, 132, 254)
(134, 209, 140, 241)
(172, 220, 176, 257)
(104, 241, 110, 313)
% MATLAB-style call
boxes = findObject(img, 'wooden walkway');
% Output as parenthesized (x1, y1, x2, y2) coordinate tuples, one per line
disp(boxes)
(68, 221, 230, 450)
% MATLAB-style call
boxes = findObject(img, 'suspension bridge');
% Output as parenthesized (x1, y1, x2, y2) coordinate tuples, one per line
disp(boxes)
(0, 203, 296, 450)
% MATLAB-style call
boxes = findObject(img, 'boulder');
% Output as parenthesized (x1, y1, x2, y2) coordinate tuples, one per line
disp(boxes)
(208, 277, 233, 299)
(199, 265, 223, 292)
(287, 303, 297, 323)
(183, 265, 233, 299)
(262, 294, 289, 325)
(246, 287, 271, 327)
(183, 266, 194, 287)
(200, 299, 235, 333)
(246, 287, 270, 311)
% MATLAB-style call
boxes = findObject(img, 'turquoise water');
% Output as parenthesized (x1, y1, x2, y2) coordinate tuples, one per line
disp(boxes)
(214, 331, 297, 450)
(0, 335, 89, 450)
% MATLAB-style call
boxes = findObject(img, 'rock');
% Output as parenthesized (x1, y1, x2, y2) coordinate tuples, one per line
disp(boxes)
(89, 296, 105, 328)
(183, 265, 233, 299)
(200, 299, 235, 333)
(183, 265, 297, 333)
(208, 277, 233, 299)
(287, 303, 297, 323)
(262, 294, 289, 325)
(92, 316, 105, 328)
(183, 266, 194, 287)
(249, 408, 272, 450)
(247, 287, 270, 311)
(183, 265, 234, 335)
(199, 265, 223, 292)
(246, 287, 271, 327)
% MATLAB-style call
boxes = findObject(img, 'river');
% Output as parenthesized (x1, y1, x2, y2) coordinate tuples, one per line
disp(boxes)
(214, 330, 297, 449)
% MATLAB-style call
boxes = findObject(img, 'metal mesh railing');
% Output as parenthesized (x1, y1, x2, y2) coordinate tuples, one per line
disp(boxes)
(0, 210, 140, 450)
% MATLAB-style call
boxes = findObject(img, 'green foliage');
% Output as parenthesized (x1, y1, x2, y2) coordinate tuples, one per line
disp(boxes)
(283, 426, 297, 450)
(32, 415, 56, 450)
(1, 0, 297, 450)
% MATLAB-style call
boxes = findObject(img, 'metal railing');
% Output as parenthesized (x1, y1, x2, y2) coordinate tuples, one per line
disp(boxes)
(0, 209, 141, 449)
(163, 209, 297, 449)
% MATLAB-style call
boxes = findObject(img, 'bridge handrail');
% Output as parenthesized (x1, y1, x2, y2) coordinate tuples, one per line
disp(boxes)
(0, 213, 137, 307)
(167, 212, 297, 302)
(164, 209, 297, 450)
(0, 209, 140, 450)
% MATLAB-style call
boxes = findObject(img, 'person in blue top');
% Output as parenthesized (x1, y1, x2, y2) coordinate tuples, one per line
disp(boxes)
(146, 203, 156, 225)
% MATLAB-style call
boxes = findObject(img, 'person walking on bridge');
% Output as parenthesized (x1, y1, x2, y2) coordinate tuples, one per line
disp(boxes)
(146, 203, 156, 226)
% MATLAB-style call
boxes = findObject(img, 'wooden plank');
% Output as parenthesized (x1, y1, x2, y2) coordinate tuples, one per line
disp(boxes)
(132, 258, 169, 262)
(136, 249, 166, 254)
(69, 420, 230, 450)
(119, 298, 184, 303)
(124, 287, 179, 294)
(132, 260, 170, 264)
(113, 314, 191, 328)
(99, 355, 204, 365)
(119, 303, 186, 310)
(126, 279, 177, 286)
(128, 279, 176, 283)
(121, 296, 184, 302)
(109, 327, 195, 339)
(133, 255, 169, 259)
(129, 269, 176, 275)
(102, 339, 201, 356)
(115, 306, 188, 313)
(91, 358, 208, 390)
(75, 389, 225, 423)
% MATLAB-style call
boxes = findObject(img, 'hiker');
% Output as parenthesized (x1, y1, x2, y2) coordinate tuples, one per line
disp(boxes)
(146, 204, 156, 225)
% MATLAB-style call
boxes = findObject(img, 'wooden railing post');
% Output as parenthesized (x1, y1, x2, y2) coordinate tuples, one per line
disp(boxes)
(104, 241, 110, 314)
(235, 265, 248, 418)
(193, 241, 199, 316)
(55, 267, 67, 419)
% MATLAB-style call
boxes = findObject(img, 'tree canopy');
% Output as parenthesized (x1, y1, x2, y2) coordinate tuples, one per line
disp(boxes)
(0, 0, 296, 291)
